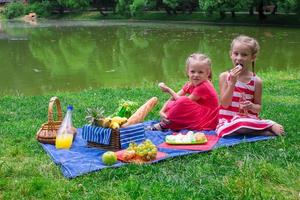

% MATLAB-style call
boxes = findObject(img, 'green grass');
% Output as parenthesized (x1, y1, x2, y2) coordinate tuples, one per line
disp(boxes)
(0, 70, 299, 199)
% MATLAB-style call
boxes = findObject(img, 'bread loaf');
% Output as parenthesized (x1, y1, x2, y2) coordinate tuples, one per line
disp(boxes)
(121, 97, 158, 127)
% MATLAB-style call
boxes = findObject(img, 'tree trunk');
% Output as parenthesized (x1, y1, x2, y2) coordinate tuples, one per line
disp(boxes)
(219, 11, 226, 19)
(249, 6, 254, 15)
(258, 2, 266, 21)
(59, 6, 64, 14)
(231, 10, 235, 18)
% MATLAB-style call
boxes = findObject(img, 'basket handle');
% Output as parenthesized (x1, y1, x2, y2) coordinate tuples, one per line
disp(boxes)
(48, 96, 63, 123)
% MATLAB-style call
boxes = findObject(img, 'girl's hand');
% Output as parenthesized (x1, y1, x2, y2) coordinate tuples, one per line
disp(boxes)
(229, 65, 242, 84)
(239, 100, 253, 111)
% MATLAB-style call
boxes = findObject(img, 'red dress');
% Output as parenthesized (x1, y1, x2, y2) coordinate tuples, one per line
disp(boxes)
(164, 80, 219, 131)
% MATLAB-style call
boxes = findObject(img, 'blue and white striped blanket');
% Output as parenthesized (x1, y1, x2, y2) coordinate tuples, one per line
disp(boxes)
(82, 125, 112, 145)
(81, 123, 146, 148)
(119, 123, 145, 149)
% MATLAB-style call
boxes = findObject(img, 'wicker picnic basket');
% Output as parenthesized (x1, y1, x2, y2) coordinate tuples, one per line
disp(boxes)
(87, 129, 121, 151)
(36, 96, 64, 144)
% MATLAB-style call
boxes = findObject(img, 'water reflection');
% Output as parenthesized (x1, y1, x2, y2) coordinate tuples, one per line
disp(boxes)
(0, 20, 299, 96)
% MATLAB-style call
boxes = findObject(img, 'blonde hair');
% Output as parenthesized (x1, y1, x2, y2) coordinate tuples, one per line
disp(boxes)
(231, 35, 260, 72)
(185, 53, 212, 81)
(231, 35, 260, 55)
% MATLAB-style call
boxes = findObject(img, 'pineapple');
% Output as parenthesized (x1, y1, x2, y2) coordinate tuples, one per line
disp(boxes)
(85, 107, 105, 127)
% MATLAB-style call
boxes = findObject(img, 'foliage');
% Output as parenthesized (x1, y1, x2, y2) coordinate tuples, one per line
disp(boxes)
(130, 0, 146, 16)
(116, 0, 132, 16)
(24, 1, 53, 17)
(277, 0, 298, 13)
(163, 0, 179, 9)
(56, 0, 90, 9)
(3, 2, 26, 19)
(199, 0, 244, 17)
(297, 0, 300, 15)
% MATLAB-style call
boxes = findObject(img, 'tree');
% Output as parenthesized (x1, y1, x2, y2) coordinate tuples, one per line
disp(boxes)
(91, 0, 117, 16)
(199, 0, 243, 19)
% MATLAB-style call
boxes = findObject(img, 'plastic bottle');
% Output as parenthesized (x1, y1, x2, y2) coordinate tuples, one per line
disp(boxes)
(239, 92, 248, 116)
(55, 105, 74, 149)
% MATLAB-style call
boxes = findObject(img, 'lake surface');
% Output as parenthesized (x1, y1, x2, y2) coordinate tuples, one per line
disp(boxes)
(0, 20, 299, 96)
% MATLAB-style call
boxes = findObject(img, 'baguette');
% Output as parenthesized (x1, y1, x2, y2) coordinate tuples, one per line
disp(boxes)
(121, 97, 158, 127)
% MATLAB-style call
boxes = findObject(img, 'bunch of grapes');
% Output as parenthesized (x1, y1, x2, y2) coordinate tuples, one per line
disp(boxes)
(123, 140, 157, 161)
(127, 142, 138, 151)
(135, 139, 157, 161)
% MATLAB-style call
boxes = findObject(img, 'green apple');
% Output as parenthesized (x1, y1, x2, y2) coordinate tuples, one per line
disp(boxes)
(102, 151, 117, 165)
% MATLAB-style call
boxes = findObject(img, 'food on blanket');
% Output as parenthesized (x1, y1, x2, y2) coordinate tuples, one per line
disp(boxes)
(136, 139, 158, 161)
(123, 140, 157, 161)
(109, 121, 120, 129)
(127, 142, 138, 151)
(111, 116, 127, 126)
(102, 151, 117, 165)
(121, 97, 158, 127)
(194, 132, 208, 143)
(165, 131, 207, 144)
(102, 117, 112, 128)
(85, 107, 105, 126)
(113, 100, 138, 118)
(122, 150, 136, 161)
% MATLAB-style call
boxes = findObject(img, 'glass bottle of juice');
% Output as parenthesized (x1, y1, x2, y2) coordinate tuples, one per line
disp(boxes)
(55, 105, 74, 149)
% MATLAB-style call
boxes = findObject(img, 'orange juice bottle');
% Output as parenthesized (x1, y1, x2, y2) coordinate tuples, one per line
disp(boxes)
(55, 105, 74, 149)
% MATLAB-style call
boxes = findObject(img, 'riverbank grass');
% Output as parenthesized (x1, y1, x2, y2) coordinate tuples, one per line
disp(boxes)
(0, 71, 299, 199)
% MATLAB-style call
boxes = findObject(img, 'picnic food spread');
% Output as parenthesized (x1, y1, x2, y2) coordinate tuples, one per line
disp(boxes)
(121, 140, 158, 162)
(165, 131, 207, 144)
(85, 107, 128, 129)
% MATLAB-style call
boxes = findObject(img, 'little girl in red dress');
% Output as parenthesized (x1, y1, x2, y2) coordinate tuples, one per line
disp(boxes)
(152, 53, 219, 131)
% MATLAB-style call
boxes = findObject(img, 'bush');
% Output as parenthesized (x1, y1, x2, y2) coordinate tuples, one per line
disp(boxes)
(116, 0, 132, 16)
(4, 2, 26, 19)
(130, 0, 145, 16)
(25, 2, 53, 17)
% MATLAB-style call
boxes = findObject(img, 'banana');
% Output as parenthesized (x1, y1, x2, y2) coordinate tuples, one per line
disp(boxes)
(110, 122, 120, 129)
(102, 117, 112, 128)
(111, 116, 127, 125)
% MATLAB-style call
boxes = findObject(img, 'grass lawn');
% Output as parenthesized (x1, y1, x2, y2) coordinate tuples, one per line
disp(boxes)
(0, 70, 299, 199)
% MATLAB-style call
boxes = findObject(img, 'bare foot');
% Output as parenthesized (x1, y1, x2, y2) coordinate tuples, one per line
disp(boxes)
(158, 82, 170, 93)
(271, 123, 285, 136)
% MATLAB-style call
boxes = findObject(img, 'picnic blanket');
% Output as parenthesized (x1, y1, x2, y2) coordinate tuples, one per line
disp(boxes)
(40, 121, 275, 179)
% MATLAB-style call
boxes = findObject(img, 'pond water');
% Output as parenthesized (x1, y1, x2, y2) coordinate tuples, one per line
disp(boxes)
(0, 20, 299, 96)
